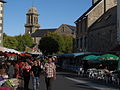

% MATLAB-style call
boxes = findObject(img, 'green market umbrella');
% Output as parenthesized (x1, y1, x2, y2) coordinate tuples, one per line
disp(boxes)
(83, 55, 100, 60)
(98, 54, 119, 60)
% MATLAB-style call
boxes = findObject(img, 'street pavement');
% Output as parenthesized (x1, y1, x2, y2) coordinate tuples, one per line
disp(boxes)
(27, 71, 119, 90)
(39, 72, 98, 90)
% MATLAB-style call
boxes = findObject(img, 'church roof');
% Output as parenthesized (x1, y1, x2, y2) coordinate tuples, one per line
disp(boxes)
(75, 0, 102, 23)
(0, 0, 6, 3)
(31, 28, 57, 37)
(65, 24, 76, 31)
(27, 7, 39, 14)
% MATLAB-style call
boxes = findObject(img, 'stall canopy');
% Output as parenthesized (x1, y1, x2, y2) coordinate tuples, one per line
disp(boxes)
(20, 53, 32, 57)
(4, 53, 18, 57)
(0, 46, 20, 54)
(62, 52, 100, 58)
(83, 55, 100, 60)
(98, 54, 119, 60)
(62, 52, 85, 57)
(28, 52, 42, 55)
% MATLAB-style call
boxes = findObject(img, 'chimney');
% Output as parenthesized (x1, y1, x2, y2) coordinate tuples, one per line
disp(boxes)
(92, 0, 99, 5)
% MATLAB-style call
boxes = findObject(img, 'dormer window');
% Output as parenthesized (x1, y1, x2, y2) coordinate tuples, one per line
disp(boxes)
(63, 27, 64, 32)
(71, 32, 74, 35)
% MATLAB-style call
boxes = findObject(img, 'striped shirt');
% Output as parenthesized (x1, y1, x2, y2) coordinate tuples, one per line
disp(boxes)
(44, 63, 56, 78)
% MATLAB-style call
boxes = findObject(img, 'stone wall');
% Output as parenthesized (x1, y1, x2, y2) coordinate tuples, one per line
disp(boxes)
(105, 0, 117, 11)
(87, 1, 104, 27)
(117, 0, 120, 43)
(55, 24, 75, 37)
(88, 25, 117, 52)
(75, 0, 117, 52)
(88, 6, 117, 52)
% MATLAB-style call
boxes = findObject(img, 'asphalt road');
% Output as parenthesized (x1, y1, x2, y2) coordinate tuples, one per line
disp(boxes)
(38, 72, 98, 90)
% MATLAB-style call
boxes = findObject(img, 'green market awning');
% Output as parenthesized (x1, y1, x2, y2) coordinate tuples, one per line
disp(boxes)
(98, 54, 119, 60)
(83, 55, 100, 60)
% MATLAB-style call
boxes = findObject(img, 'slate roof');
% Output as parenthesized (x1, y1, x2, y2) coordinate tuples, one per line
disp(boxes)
(31, 28, 57, 37)
(75, 0, 102, 23)
(65, 24, 76, 31)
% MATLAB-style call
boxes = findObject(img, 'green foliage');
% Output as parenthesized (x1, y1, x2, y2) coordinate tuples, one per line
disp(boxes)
(63, 35, 73, 53)
(15, 35, 25, 51)
(39, 36, 59, 55)
(22, 34, 35, 48)
(38, 32, 73, 55)
(3, 34, 35, 51)
(3, 35, 18, 49)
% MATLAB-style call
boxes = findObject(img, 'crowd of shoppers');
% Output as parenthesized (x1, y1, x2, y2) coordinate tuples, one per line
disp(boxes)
(0, 56, 57, 90)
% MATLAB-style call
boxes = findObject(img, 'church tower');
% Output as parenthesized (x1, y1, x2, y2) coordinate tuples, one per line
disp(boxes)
(25, 7, 40, 34)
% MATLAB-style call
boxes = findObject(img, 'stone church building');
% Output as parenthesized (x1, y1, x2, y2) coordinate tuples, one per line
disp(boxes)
(25, 7, 76, 48)
(75, 0, 117, 52)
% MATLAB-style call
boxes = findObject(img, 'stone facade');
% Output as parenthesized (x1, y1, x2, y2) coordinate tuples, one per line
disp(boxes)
(55, 24, 75, 38)
(88, 6, 117, 52)
(31, 28, 57, 46)
(31, 24, 76, 46)
(117, 0, 120, 44)
(75, 0, 117, 52)
(0, 0, 6, 46)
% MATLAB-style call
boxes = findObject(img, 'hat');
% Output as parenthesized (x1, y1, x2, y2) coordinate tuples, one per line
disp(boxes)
(52, 56, 57, 61)
(52, 56, 57, 58)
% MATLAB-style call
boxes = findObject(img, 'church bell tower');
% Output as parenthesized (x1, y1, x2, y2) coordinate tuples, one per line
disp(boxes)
(25, 7, 40, 34)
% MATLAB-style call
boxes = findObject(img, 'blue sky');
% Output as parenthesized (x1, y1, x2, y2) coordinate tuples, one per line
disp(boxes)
(4, 0, 92, 36)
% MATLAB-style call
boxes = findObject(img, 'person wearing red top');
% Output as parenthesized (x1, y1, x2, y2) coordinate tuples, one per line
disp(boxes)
(23, 62, 31, 90)
(19, 62, 24, 68)
(19, 62, 25, 77)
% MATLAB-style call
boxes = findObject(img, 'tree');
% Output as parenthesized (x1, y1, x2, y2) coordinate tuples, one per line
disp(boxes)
(15, 34, 35, 51)
(38, 32, 73, 55)
(15, 35, 25, 51)
(3, 35, 18, 50)
(39, 36, 59, 55)
(22, 34, 35, 48)
(3, 34, 35, 51)
(63, 35, 73, 53)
